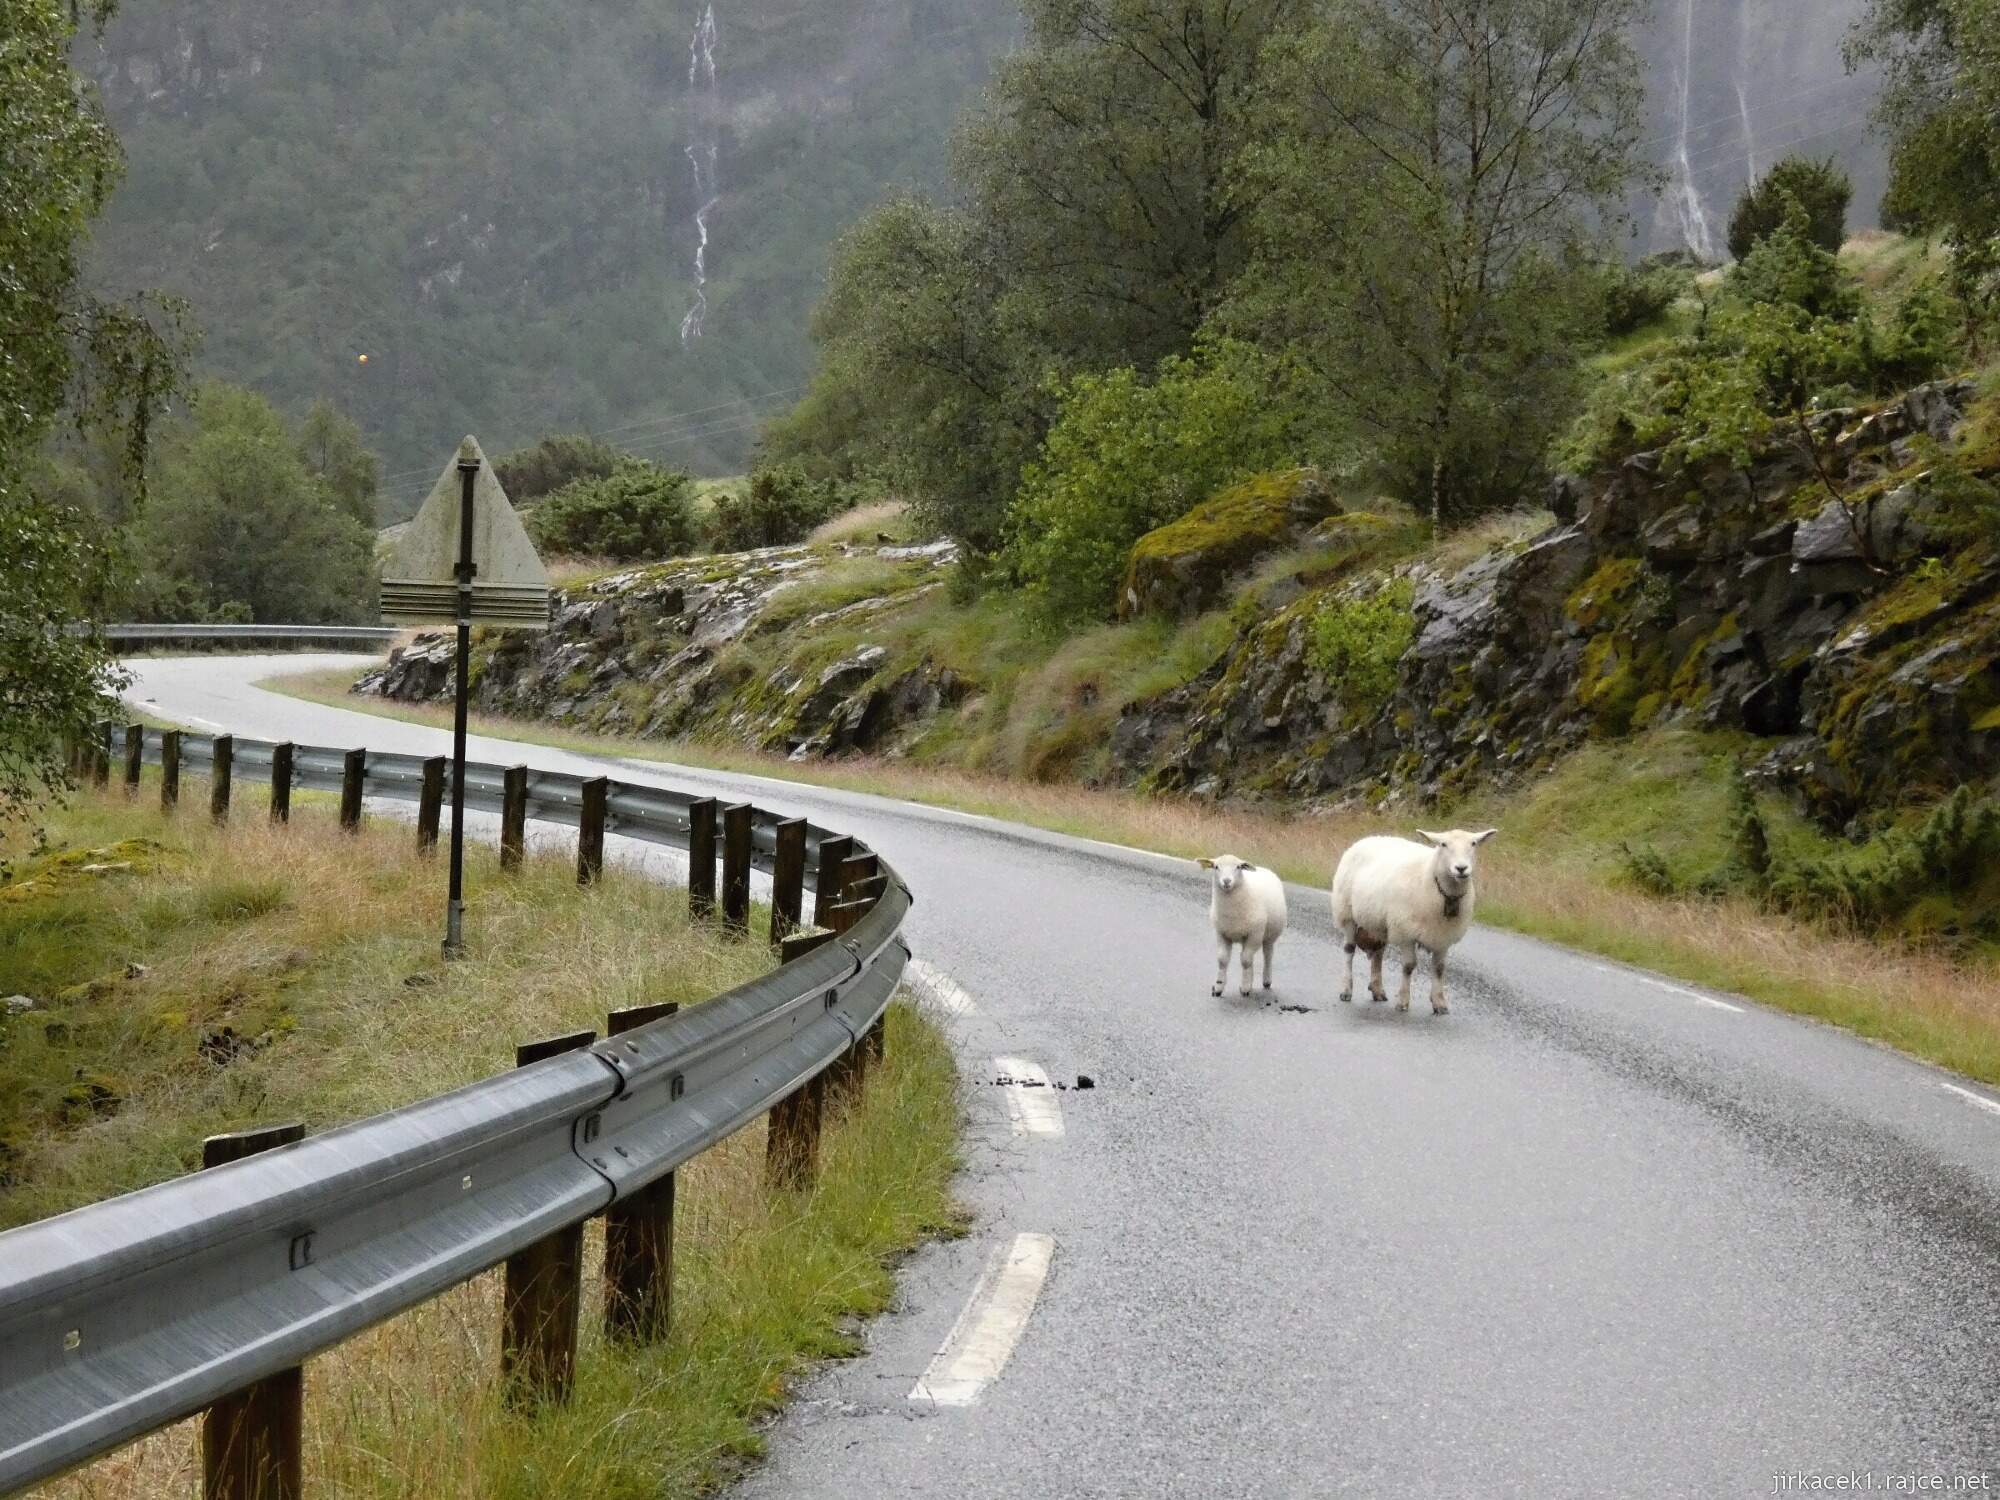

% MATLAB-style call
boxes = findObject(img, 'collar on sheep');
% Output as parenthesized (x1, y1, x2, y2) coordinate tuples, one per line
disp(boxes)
(1434, 872, 1463, 919)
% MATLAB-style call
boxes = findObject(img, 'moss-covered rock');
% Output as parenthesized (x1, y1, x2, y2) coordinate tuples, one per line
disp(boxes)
(1119, 469, 1341, 621)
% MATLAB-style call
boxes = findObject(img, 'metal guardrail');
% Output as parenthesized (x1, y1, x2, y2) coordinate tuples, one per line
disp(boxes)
(0, 725, 910, 1494)
(92, 623, 398, 650)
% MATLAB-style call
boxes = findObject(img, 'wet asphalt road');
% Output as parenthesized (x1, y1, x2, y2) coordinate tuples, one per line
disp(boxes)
(128, 654, 2000, 1498)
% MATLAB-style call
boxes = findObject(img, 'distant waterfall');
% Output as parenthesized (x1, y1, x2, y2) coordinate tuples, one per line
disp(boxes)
(1666, 0, 1719, 260)
(1735, 0, 1757, 182)
(679, 3, 720, 345)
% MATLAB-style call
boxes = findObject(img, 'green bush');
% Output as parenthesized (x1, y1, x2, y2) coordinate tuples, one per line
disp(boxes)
(1601, 258, 1690, 336)
(526, 460, 697, 560)
(1005, 343, 1309, 628)
(1876, 277, 1957, 388)
(1727, 156, 1852, 262)
(1730, 196, 1860, 321)
(1304, 579, 1415, 717)
(706, 464, 849, 552)
(495, 434, 624, 505)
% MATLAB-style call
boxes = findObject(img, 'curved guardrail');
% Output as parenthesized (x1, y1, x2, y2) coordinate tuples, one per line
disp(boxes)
(94, 623, 398, 651)
(0, 725, 910, 1495)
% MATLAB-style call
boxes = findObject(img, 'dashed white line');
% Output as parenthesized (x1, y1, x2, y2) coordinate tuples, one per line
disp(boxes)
(1940, 1082, 2000, 1119)
(994, 1056, 1065, 1137)
(910, 1232, 1055, 1407)
(905, 958, 978, 1017)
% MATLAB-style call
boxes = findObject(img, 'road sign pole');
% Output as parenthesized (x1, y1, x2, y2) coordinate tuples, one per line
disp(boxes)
(443, 455, 479, 960)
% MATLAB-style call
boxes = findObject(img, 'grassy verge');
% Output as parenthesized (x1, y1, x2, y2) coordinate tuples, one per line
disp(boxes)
(266, 668, 2000, 1086)
(5, 784, 962, 1497)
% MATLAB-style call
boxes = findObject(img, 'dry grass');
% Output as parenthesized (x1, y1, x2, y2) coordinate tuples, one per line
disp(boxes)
(261, 672, 2000, 1087)
(809, 499, 911, 545)
(6, 784, 963, 1499)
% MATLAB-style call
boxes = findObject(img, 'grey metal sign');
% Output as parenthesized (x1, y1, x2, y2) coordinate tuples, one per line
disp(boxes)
(379, 435, 551, 627)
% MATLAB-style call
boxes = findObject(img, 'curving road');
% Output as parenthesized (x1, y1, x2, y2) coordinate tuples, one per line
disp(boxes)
(127, 654, 2000, 1498)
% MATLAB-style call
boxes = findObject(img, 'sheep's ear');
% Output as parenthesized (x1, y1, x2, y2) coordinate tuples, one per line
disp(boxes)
(1415, 830, 1444, 847)
(1196, 857, 1216, 869)
(1472, 828, 1499, 845)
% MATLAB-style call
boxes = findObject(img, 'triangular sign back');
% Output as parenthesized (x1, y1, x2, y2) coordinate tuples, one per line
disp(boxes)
(381, 436, 551, 628)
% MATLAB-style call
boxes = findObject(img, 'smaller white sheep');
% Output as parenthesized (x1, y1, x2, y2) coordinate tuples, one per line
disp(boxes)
(1199, 856, 1288, 998)
(1329, 829, 1496, 1014)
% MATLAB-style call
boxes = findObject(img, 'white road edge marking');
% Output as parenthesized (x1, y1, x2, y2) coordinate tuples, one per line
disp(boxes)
(994, 1056, 1064, 1137)
(1592, 961, 1744, 1013)
(905, 958, 977, 1017)
(910, 1232, 1055, 1407)
(1941, 1082, 2000, 1119)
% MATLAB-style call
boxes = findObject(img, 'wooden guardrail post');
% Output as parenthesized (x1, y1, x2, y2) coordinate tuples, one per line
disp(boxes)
(766, 1070, 825, 1192)
(416, 756, 446, 853)
(123, 724, 144, 794)
(721, 803, 751, 933)
(687, 798, 717, 919)
(500, 764, 528, 870)
(269, 743, 294, 824)
(502, 1030, 595, 1406)
(201, 1123, 306, 1500)
(779, 929, 835, 964)
(811, 834, 853, 927)
(209, 735, 233, 824)
(93, 723, 112, 786)
(338, 749, 365, 832)
(159, 730, 181, 812)
(835, 853, 878, 905)
(603, 1000, 679, 1343)
(577, 777, 608, 885)
(768, 819, 806, 950)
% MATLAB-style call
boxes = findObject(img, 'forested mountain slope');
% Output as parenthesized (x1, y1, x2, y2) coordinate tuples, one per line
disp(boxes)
(80, 0, 1016, 515)
(78, 0, 1878, 515)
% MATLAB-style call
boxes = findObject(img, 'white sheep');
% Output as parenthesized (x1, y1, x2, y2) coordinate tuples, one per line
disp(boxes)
(1199, 856, 1288, 998)
(1329, 829, 1496, 1014)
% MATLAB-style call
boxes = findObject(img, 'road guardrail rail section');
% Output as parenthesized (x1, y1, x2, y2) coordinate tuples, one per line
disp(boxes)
(0, 726, 911, 1493)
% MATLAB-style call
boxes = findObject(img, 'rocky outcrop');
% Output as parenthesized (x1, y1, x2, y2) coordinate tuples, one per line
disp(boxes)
(1119, 379, 1998, 822)
(358, 539, 965, 759)
(1120, 469, 1341, 620)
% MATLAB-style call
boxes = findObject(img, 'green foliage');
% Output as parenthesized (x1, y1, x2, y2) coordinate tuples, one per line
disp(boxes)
(1730, 197, 1861, 321)
(527, 461, 697, 561)
(1304, 579, 1415, 715)
(296, 398, 379, 526)
(1601, 258, 1692, 338)
(495, 435, 623, 507)
(123, 384, 378, 624)
(1006, 344, 1310, 627)
(1851, 0, 2000, 343)
(1232, 0, 1653, 532)
(706, 464, 848, 553)
(794, 197, 1037, 555)
(0, 0, 190, 824)
(1768, 788, 2000, 942)
(1877, 277, 1958, 387)
(1726, 156, 1853, 262)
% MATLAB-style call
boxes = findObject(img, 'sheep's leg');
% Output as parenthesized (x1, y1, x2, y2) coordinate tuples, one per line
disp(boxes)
(1368, 946, 1387, 1003)
(1260, 934, 1277, 992)
(1238, 934, 1254, 998)
(1395, 944, 1416, 1012)
(1339, 927, 1355, 1002)
(1431, 948, 1449, 1016)
(1212, 937, 1232, 998)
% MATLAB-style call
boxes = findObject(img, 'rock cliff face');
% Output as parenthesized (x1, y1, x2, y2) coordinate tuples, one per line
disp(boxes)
(361, 381, 1998, 832)
(360, 539, 966, 759)
(1116, 380, 1996, 827)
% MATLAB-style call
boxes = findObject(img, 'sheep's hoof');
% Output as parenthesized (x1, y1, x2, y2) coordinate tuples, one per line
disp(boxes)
(1432, 1002, 1450, 1016)
(1261, 979, 1272, 991)
(1369, 991, 1387, 1004)
(1395, 999, 1410, 1013)
(1239, 986, 1252, 998)
(1210, 984, 1223, 998)
(1338, 990, 1352, 1003)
